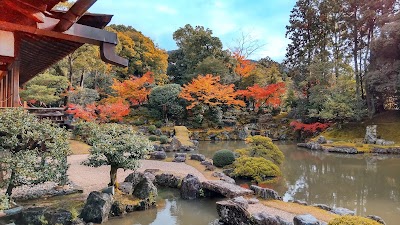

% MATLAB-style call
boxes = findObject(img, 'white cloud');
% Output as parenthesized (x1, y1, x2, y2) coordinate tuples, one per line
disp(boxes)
(155, 5, 177, 15)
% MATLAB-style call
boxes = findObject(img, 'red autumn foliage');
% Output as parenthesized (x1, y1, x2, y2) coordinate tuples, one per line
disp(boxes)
(67, 99, 130, 123)
(237, 82, 286, 109)
(290, 121, 330, 133)
(111, 71, 154, 105)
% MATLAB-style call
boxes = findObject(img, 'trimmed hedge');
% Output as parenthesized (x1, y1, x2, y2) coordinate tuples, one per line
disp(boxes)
(212, 149, 235, 168)
(328, 216, 381, 225)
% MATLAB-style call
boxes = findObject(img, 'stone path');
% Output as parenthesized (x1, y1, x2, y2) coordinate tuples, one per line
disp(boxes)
(67, 154, 207, 194)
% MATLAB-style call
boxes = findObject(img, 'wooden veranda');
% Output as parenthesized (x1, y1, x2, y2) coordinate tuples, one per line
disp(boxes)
(0, 0, 128, 107)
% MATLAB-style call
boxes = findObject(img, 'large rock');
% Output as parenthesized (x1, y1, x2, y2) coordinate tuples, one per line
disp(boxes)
(155, 173, 182, 188)
(325, 147, 358, 154)
(202, 180, 253, 198)
(150, 151, 167, 160)
(118, 182, 134, 195)
(190, 154, 206, 162)
(110, 201, 126, 217)
(216, 200, 251, 225)
(293, 214, 320, 225)
(173, 153, 187, 162)
(80, 191, 113, 223)
(252, 212, 293, 225)
(250, 185, 282, 200)
(124, 172, 144, 187)
(212, 171, 236, 184)
(231, 196, 248, 209)
(170, 137, 182, 150)
(330, 207, 355, 216)
(133, 176, 158, 200)
(49, 210, 73, 225)
(364, 125, 377, 144)
(180, 174, 202, 200)
(238, 126, 249, 140)
(367, 215, 386, 225)
(18, 207, 46, 225)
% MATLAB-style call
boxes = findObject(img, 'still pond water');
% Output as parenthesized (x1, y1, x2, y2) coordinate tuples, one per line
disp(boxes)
(107, 141, 400, 225)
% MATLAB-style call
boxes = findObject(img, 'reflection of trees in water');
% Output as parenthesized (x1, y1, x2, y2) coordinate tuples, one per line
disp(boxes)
(274, 144, 400, 219)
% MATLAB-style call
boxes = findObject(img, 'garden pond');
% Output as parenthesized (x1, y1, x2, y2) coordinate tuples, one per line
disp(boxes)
(2, 141, 400, 225)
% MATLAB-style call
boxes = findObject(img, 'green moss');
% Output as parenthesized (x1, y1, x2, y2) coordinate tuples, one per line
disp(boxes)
(159, 135, 169, 144)
(148, 135, 159, 142)
(328, 215, 381, 225)
(213, 149, 236, 167)
(236, 136, 284, 165)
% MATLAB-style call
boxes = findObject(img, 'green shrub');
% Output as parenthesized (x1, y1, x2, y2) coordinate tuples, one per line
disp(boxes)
(149, 135, 159, 141)
(72, 121, 99, 145)
(0, 194, 9, 210)
(154, 121, 164, 128)
(328, 216, 381, 225)
(132, 119, 146, 126)
(233, 157, 281, 183)
(236, 135, 284, 165)
(159, 135, 169, 144)
(148, 125, 157, 134)
(212, 149, 235, 168)
(0, 108, 70, 196)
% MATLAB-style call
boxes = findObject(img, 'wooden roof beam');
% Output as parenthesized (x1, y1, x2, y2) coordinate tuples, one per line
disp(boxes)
(54, 0, 97, 32)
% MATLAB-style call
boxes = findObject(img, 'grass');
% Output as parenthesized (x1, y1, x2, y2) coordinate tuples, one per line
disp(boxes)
(321, 111, 400, 144)
(260, 200, 339, 222)
(68, 140, 91, 155)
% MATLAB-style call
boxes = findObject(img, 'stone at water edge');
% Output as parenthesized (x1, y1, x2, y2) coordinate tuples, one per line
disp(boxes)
(312, 204, 332, 211)
(293, 214, 320, 225)
(190, 153, 206, 162)
(180, 174, 202, 200)
(80, 191, 113, 223)
(133, 176, 158, 200)
(316, 136, 327, 144)
(250, 185, 282, 200)
(330, 207, 355, 216)
(252, 212, 293, 225)
(118, 182, 134, 195)
(364, 125, 377, 144)
(367, 215, 386, 225)
(155, 173, 182, 188)
(216, 200, 251, 225)
(231, 196, 249, 209)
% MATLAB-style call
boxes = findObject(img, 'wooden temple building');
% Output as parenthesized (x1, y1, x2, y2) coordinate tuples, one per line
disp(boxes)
(0, 0, 128, 107)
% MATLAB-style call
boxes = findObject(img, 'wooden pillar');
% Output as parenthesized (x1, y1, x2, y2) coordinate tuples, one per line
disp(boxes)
(10, 60, 20, 107)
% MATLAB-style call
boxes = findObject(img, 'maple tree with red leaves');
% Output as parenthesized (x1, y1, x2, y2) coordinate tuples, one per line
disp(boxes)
(179, 74, 245, 109)
(290, 121, 330, 133)
(67, 99, 130, 123)
(237, 82, 286, 110)
(233, 52, 256, 78)
(111, 71, 154, 105)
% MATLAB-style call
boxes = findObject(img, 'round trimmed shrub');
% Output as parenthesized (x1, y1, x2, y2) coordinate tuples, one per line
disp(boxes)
(154, 121, 164, 128)
(148, 135, 159, 141)
(328, 215, 381, 225)
(212, 149, 235, 168)
(159, 135, 169, 144)
(148, 125, 157, 133)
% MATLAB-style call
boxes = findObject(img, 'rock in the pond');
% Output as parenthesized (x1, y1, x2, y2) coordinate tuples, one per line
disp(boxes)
(252, 212, 293, 225)
(191, 154, 206, 161)
(18, 207, 46, 225)
(325, 146, 358, 154)
(250, 185, 281, 200)
(150, 151, 167, 160)
(293, 214, 320, 225)
(231, 196, 248, 209)
(133, 176, 158, 199)
(202, 180, 253, 198)
(212, 172, 236, 184)
(366, 215, 386, 225)
(294, 200, 308, 206)
(364, 125, 377, 144)
(180, 174, 202, 200)
(216, 200, 251, 225)
(118, 182, 134, 195)
(49, 210, 73, 225)
(312, 204, 332, 211)
(155, 173, 182, 188)
(110, 201, 126, 217)
(80, 191, 113, 223)
(330, 207, 355, 216)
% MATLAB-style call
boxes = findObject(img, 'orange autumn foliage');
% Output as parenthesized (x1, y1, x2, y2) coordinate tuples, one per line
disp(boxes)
(179, 74, 245, 109)
(238, 82, 286, 109)
(67, 99, 130, 123)
(233, 52, 256, 78)
(111, 71, 154, 105)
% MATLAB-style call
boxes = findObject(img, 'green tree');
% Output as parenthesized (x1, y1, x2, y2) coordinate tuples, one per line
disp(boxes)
(20, 73, 68, 106)
(0, 108, 70, 196)
(148, 84, 184, 121)
(169, 24, 226, 84)
(84, 123, 153, 187)
(69, 88, 99, 106)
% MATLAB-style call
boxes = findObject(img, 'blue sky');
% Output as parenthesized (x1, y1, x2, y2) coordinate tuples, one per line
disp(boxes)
(90, 0, 297, 62)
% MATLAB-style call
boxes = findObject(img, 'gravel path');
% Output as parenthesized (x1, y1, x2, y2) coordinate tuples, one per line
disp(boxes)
(67, 154, 207, 194)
